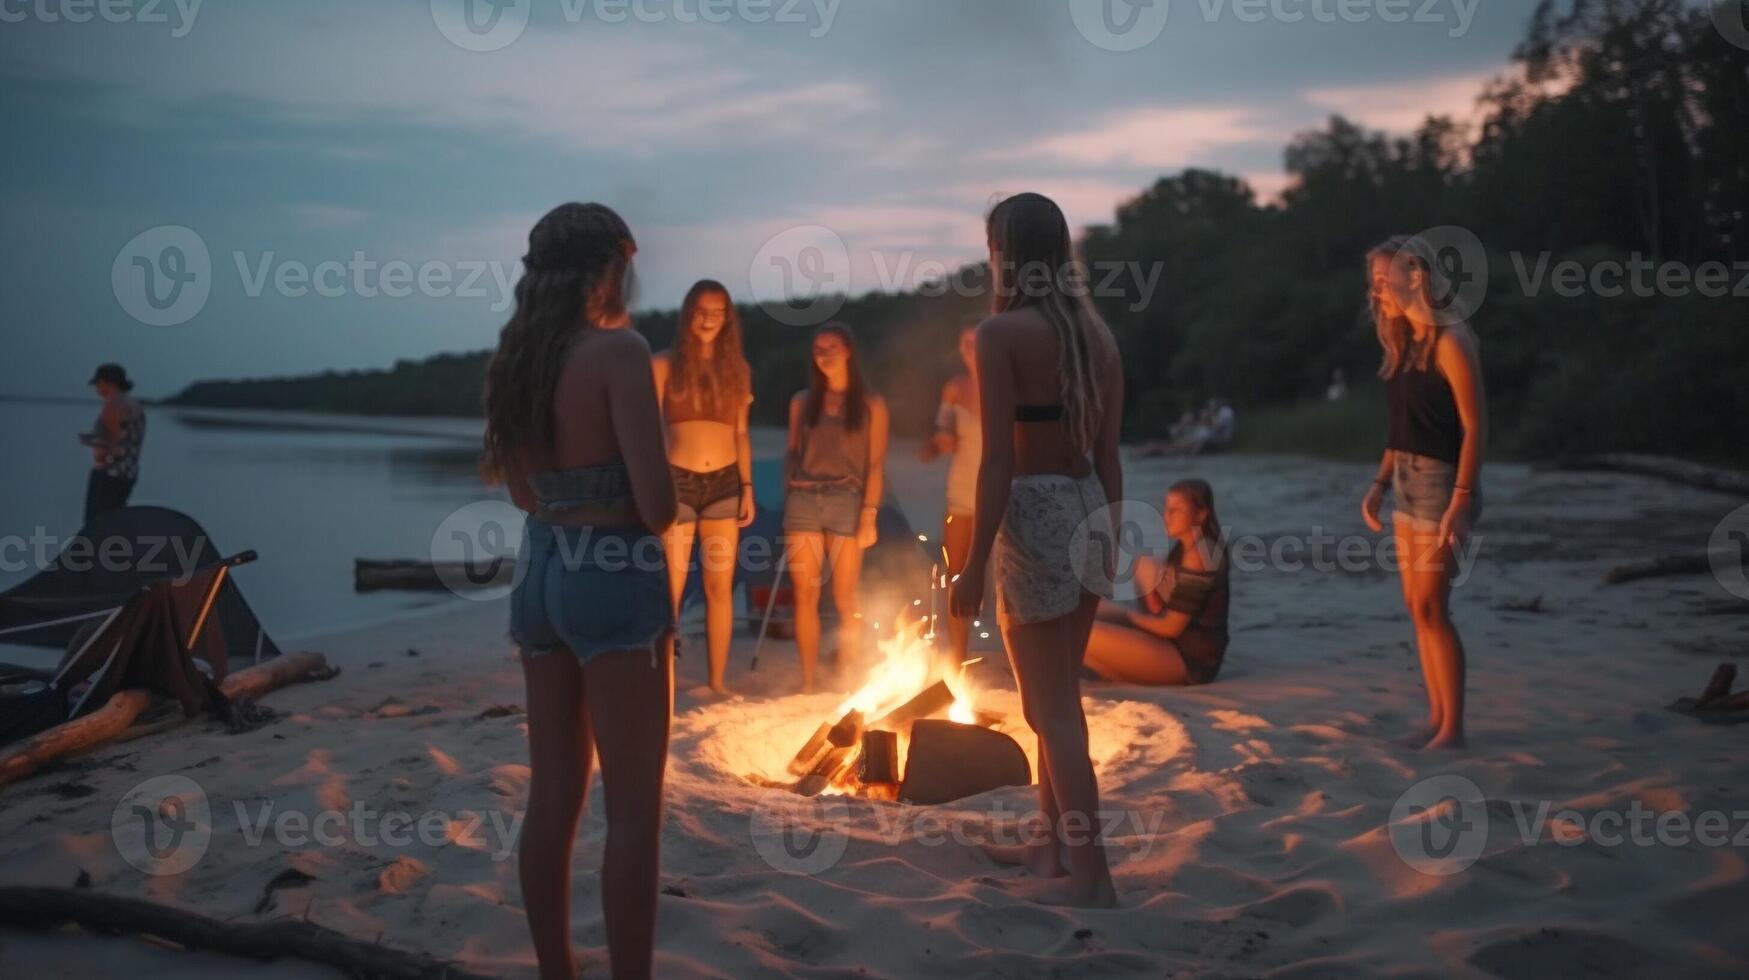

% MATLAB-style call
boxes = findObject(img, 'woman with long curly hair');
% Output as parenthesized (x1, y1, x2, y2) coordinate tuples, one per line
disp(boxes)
(653, 280, 755, 696)
(1359, 234, 1488, 751)
(950, 192, 1124, 908)
(482, 202, 677, 980)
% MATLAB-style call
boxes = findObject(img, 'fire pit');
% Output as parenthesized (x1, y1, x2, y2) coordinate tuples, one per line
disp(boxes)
(747, 618, 1033, 804)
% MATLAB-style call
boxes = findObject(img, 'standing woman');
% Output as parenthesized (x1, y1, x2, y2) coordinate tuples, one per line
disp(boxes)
(483, 203, 677, 980)
(653, 280, 756, 696)
(1359, 234, 1487, 751)
(951, 192, 1124, 908)
(917, 316, 983, 665)
(784, 323, 888, 693)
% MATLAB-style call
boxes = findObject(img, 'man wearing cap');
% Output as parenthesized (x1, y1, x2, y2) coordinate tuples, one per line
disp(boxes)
(80, 364, 147, 522)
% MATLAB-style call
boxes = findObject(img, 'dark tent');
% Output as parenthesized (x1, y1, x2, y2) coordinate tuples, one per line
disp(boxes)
(0, 506, 282, 676)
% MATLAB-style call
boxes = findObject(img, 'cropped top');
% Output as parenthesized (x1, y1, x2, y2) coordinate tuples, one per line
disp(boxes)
(528, 461, 634, 512)
(665, 382, 743, 425)
(1014, 404, 1065, 422)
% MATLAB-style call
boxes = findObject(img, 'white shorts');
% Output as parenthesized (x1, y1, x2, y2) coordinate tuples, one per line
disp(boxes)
(994, 473, 1112, 626)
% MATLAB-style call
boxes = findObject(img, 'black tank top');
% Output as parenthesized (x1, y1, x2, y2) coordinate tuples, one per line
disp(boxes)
(1386, 363, 1462, 463)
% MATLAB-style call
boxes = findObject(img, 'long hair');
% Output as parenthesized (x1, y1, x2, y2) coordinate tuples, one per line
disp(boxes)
(1368, 234, 1442, 379)
(803, 321, 871, 432)
(986, 192, 1108, 456)
(667, 279, 751, 421)
(1168, 478, 1222, 546)
(481, 203, 636, 483)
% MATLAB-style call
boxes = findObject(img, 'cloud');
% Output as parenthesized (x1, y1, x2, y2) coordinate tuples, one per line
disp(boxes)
(1003, 107, 1272, 168)
(1302, 70, 1496, 132)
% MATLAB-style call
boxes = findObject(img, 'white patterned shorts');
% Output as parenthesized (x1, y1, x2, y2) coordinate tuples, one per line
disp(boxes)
(995, 472, 1113, 626)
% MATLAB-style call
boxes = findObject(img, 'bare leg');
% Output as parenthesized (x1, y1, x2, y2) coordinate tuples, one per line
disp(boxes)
(518, 649, 593, 980)
(582, 638, 674, 980)
(660, 521, 695, 622)
(787, 532, 825, 693)
(1399, 516, 1466, 750)
(1082, 621, 1193, 685)
(826, 532, 865, 678)
(696, 518, 739, 695)
(996, 596, 1116, 907)
(1393, 514, 1443, 747)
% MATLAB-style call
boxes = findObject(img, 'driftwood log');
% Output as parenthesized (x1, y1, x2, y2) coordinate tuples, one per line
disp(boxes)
(1603, 552, 1730, 585)
(355, 558, 511, 592)
(0, 652, 335, 790)
(1552, 454, 1749, 496)
(0, 885, 491, 980)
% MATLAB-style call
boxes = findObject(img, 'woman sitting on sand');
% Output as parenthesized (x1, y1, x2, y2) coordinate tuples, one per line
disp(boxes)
(1359, 234, 1487, 751)
(654, 280, 756, 697)
(783, 322, 889, 692)
(1084, 479, 1229, 686)
(917, 315, 983, 665)
(483, 202, 677, 980)
(951, 192, 1124, 908)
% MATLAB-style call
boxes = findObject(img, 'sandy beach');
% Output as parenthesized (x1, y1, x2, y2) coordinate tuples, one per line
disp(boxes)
(3, 447, 1746, 978)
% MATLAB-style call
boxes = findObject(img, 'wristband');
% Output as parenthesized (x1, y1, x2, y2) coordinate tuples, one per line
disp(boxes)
(1453, 485, 1473, 495)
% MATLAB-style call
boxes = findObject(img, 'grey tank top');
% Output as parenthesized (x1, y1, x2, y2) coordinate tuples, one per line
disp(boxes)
(792, 409, 869, 490)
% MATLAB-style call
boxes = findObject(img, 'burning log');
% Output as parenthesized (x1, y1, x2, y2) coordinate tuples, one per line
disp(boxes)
(898, 720, 1031, 805)
(787, 709, 864, 777)
(859, 730, 900, 801)
(873, 680, 954, 730)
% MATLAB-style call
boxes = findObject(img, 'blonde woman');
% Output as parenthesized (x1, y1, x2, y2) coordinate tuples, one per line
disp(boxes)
(951, 192, 1124, 908)
(1359, 234, 1488, 751)
(653, 280, 755, 697)
(917, 316, 982, 664)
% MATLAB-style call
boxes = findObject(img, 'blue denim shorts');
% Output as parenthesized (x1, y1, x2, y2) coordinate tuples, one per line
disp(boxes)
(1392, 452, 1482, 530)
(509, 520, 674, 664)
(783, 485, 863, 536)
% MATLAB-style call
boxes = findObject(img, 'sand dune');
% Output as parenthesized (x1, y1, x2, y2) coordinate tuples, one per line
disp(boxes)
(3, 449, 1747, 977)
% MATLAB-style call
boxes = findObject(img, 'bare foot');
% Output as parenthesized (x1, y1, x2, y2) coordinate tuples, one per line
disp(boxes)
(1009, 873, 1119, 909)
(1421, 729, 1467, 751)
(1397, 724, 1440, 749)
(979, 840, 1066, 878)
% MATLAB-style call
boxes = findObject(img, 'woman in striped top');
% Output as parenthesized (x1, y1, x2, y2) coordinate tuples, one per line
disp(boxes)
(1084, 480, 1229, 686)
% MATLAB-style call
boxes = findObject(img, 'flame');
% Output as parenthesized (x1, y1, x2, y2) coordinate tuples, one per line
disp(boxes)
(834, 615, 981, 738)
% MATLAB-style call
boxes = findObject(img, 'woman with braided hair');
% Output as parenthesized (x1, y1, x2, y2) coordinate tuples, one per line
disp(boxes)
(482, 202, 677, 980)
(950, 192, 1124, 908)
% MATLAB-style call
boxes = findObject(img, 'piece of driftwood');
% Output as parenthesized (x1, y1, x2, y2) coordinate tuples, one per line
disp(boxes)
(1551, 453, 1749, 495)
(0, 652, 334, 790)
(0, 885, 492, 980)
(1603, 552, 1718, 585)
(898, 720, 1031, 805)
(874, 680, 955, 730)
(354, 558, 511, 592)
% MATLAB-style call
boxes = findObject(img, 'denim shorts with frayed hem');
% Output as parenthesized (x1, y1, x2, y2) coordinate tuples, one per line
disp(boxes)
(1392, 451, 1483, 531)
(509, 520, 674, 665)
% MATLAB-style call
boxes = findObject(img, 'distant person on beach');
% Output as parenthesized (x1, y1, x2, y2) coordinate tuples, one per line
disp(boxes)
(1207, 398, 1236, 449)
(80, 363, 146, 523)
(1359, 234, 1488, 752)
(1083, 480, 1229, 686)
(1327, 367, 1349, 401)
(482, 202, 677, 980)
(654, 280, 755, 697)
(917, 315, 983, 665)
(784, 322, 888, 693)
(951, 192, 1124, 908)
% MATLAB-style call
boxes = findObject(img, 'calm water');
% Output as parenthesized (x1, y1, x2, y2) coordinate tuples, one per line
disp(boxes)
(0, 398, 504, 646)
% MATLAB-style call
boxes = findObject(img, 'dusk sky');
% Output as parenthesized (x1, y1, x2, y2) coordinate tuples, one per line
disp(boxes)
(0, 0, 1537, 399)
